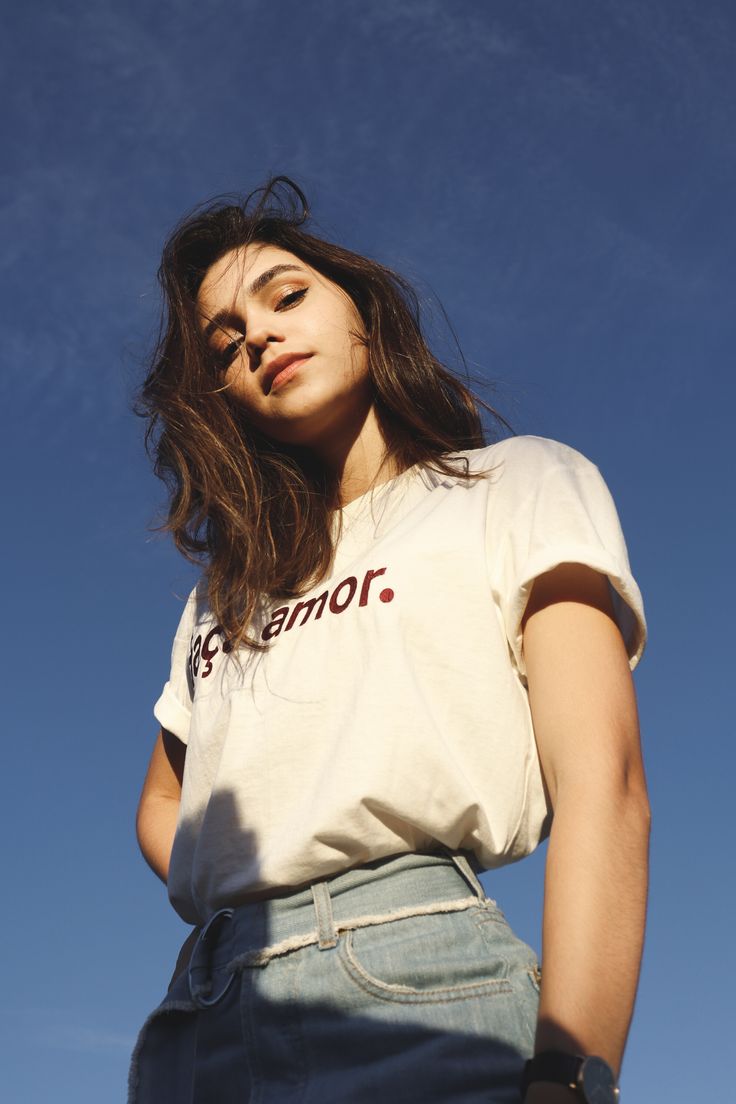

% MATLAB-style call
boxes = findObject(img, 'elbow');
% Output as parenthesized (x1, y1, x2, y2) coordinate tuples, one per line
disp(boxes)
(135, 795, 150, 855)
(633, 790, 652, 841)
(609, 783, 652, 850)
(135, 793, 157, 867)
(621, 767, 652, 831)
(553, 773, 652, 833)
(136, 790, 179, 884)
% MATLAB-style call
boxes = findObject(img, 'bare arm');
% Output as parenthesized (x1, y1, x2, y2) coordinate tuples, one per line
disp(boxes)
(520, 563, 651, 1104)
(136, 727, 187, 884)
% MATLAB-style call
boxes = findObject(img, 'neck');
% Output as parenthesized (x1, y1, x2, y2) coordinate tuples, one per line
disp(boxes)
(312, 405, 399, 507)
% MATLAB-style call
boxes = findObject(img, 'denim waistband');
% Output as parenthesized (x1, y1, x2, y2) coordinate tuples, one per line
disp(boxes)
(187, 848, 492, 1007)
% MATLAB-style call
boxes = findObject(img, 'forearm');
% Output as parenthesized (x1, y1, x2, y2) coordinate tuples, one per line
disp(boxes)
(136, 793, 181, 883)
(528, 787, 650, 1096)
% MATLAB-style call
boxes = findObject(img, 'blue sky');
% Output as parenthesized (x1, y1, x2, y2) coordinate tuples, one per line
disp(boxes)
(2, 1, 733, 1100)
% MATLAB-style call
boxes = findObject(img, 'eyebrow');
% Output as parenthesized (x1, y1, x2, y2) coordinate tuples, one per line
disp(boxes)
(202, 264, 306, 340)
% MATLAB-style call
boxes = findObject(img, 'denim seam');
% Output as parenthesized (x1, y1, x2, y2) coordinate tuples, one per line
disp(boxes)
(473, 911, 507, 927)
(339, 929, 514, 1003)
(285, 950, 309, 1097)
(238, 968, 259, 1102)
(224, 895, 480, 972)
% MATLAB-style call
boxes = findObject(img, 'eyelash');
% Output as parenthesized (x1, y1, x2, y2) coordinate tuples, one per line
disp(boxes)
(217, 288, 308, 367)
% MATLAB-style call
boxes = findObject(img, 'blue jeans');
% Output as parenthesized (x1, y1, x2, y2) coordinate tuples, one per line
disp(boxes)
(129, 849, 541, 1103)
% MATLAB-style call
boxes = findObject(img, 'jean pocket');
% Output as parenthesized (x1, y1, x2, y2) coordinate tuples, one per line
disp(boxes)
(336, 905, 514, 1004)
(473, 908, 541, 997)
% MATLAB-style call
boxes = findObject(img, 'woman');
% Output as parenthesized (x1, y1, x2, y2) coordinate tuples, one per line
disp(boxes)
(131, 176, 650, 1104)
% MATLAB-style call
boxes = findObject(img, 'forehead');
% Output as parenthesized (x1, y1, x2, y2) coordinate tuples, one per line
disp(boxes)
(197, 244, 307, 310)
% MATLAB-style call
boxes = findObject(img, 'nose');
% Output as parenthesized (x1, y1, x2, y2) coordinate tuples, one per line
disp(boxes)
(245, 312, 285, 362)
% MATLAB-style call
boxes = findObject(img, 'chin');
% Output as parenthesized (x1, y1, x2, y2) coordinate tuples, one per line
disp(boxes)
(256, 415, 332, 450)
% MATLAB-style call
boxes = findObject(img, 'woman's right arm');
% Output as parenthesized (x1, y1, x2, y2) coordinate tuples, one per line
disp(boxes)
(136, 727, 186, 884)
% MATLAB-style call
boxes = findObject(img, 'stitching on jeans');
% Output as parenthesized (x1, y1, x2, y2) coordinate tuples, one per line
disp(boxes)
(239, 964, 262, 1094)
(224, 896, 480, 972)
(285, 950, 309, 1095)
(340, 929, 514, 1003)
(474, 911, 506, 927)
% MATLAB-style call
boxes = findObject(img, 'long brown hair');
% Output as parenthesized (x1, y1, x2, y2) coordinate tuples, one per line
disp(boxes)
(138, 176, 510, 650)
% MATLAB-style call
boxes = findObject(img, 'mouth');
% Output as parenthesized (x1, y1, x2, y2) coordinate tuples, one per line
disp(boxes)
(263, 354, 312, 395)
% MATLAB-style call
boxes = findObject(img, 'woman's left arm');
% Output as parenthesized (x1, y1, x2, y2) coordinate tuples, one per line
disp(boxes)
(520, 562, 651, 1104)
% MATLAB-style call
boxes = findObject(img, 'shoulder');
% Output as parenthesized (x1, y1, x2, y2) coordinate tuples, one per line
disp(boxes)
(463, 434, 595, 470)
(170, 577, 211, 638)
(444, 436, 619, 530)
(454, 435, 600, 483)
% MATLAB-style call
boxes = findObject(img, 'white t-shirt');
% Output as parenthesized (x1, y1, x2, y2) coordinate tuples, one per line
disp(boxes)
(154, 436, 647, 925)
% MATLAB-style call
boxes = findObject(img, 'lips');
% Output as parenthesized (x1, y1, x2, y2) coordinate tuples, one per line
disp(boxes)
(262, 353, 312, 394)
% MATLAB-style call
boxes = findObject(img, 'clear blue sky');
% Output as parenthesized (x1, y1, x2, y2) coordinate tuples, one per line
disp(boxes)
(2, 1, 733, 1100)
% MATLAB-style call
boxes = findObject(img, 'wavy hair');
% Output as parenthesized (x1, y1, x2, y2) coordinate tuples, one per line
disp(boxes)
(138, 176, 510, 650)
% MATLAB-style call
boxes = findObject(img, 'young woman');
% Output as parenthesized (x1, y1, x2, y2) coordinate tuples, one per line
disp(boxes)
(130, 177, 650, 1104)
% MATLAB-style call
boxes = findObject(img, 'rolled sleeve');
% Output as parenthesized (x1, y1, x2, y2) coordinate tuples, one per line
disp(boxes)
(488, 438, 647, 682)
(152, 587, 199, 745)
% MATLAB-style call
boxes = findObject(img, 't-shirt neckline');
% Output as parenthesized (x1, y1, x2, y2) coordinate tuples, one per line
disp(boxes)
(335, 462, 422, 520)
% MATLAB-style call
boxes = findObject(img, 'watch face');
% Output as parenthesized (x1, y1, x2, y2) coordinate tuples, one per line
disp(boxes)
(580, 1056, 618, 1104)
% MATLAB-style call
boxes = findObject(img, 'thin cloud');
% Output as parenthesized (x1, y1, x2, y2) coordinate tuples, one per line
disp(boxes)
(0, 1008, 135, 1054)
(352, 0, 520, 62)
(46, 1024, 136, 1054)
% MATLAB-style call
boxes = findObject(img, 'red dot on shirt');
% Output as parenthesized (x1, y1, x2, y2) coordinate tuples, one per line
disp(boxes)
(380, 588, 394, 603)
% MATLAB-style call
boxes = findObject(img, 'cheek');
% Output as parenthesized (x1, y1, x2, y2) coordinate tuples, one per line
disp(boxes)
(349, 342, 370, 381)
(349, 339, 371, 386)
(320, 294, 367, 361)
(334, 317, 368, 371)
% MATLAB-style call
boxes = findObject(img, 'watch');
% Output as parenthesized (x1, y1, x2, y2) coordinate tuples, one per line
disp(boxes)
(521, 1051, 620, 1102)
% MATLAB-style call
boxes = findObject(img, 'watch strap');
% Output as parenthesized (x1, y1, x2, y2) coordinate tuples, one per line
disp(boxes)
(521, 1051, 620, 1101)
(521, 1050, 583, 1094)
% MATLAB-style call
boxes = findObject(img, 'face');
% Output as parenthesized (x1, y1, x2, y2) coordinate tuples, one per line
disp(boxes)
(197, 243, 372, 451)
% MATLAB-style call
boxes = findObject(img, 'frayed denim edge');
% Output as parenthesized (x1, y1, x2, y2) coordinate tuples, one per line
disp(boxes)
(226, 893, 481, 971)
(127, 998, 197, 1104)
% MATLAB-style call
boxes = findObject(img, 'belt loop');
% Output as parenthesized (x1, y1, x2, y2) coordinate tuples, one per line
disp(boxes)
(187, 908, 235, 1008)
(442, 847, 488, 901)
(311, 880, 339, 949)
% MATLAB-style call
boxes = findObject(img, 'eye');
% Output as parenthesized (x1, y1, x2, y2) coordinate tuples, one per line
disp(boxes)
(276, 287, 307, 310)
(216, 334, 245, 368)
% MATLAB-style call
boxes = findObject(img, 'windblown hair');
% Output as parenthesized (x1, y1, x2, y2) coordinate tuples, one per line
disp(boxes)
(138, 176, 509, 650)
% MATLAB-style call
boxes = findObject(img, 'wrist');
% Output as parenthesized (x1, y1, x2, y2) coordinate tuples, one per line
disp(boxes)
(522, 1052, 620, 1103)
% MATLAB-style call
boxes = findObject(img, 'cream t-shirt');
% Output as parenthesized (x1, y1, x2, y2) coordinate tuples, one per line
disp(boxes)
(154, 436, 647, 925)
